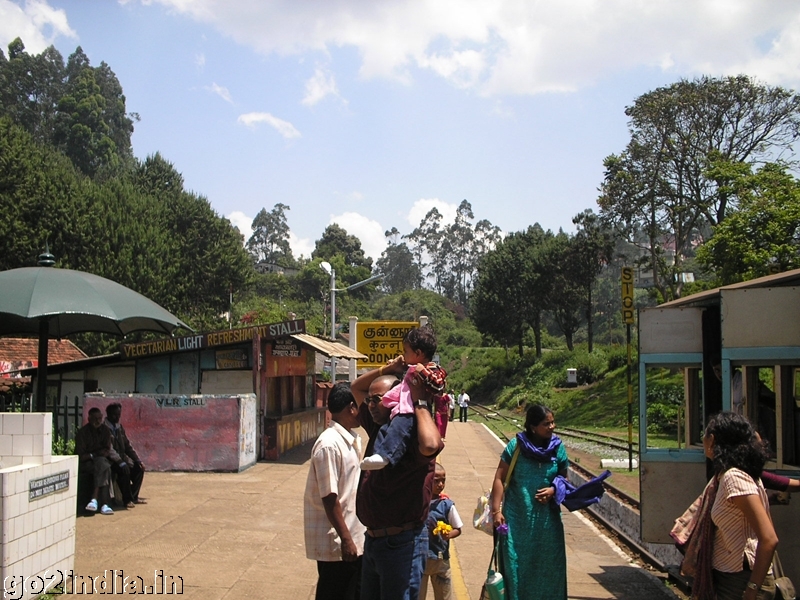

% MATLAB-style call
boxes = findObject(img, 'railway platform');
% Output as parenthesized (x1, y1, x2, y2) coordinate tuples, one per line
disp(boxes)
(70, 418, 680, 599)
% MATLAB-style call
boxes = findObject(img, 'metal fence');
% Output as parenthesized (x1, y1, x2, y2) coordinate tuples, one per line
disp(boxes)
(53, 394, 83, 442)
(0, 391, 83, 444)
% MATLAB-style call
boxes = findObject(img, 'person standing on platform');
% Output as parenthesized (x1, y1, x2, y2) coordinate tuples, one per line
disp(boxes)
(434, 393, 450, 441)
(447, 391, 456, 422)
(420, 462, 462, 600)
(304, 382, 366, 600)
(491, 405, 568, 600)
(457, 391, 470, 423)
(105, 403, 146, 508)
(703, 412, 777, 600)
(352, 357, 444, 600)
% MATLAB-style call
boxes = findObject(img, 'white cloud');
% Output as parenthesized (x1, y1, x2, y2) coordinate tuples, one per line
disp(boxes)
(130, 0, 800, 94)
(289, 231, 314, 260)
(195, 52, 206, 67)
(302, 66, 344, 106)
(330, 212, 386, 264)
(0, 0, 77, 53)
(206, 82, 233, 103)
(406, 198, 458, 229)
(227, 210, 252, 240)
(237, 112, 301, 139)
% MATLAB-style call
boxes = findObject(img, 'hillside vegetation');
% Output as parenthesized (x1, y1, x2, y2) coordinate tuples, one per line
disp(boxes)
(441, 342, 683, 430)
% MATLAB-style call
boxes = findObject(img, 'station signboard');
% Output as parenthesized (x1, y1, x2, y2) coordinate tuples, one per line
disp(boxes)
(355, 321, 417, 369)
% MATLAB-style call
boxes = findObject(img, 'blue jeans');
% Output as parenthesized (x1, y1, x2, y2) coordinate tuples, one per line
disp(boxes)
(361, 526, 428, 600)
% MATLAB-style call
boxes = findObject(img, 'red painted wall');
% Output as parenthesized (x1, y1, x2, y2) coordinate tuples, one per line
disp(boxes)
(83, 394, 251, 472)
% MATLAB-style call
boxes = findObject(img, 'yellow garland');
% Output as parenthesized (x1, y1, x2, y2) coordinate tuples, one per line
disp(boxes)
(432, 521, 452, 536)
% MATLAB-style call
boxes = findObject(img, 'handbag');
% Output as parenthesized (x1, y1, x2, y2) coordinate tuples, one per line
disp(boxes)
(479, 542, 505, 600)
(473, 443, 520, 535)
(773, 551, 796, 600)
(671, 477, 717, 581)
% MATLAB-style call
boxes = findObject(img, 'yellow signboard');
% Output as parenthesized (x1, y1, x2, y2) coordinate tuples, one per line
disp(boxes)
(621, 267, 635, 324)
(355, 321, 418, 369)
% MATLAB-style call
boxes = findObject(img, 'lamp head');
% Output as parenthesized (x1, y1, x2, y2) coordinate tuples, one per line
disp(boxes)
(319, 261, 332, 276)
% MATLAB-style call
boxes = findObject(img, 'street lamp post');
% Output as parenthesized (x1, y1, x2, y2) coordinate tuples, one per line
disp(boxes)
(319, 261, 383, 381)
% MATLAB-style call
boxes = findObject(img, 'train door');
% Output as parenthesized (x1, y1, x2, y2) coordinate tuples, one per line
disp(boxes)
(638, 307, 708, 543)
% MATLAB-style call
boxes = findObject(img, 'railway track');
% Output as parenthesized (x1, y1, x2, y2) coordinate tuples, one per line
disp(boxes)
(469, 404, 640, 509)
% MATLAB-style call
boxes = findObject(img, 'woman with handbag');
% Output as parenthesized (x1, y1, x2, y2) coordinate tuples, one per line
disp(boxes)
(703, 412, 779, 600)
(490, 405, 568, 600)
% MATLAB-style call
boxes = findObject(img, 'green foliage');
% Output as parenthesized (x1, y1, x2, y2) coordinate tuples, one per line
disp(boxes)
(376, 228, 422, 293)
(599, 75, 800, 301)
(313, 223, 372, 269)
(0, 40, 134, 177)
(645, 382, 684, 434)
(697, 161, 800, 284)
(246, 203, 294, 267)
(370, 288, 481, 348)
(0, 120, 254, 351)
(52, 435, 75, 455)
(404, 199, 501, 307)
(472, 228, 542, 355)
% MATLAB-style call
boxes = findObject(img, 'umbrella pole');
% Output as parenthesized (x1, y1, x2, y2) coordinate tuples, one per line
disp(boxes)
(36, 318, 49, 412)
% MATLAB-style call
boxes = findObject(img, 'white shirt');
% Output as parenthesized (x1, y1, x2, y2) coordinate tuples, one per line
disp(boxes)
(458, 393, 470, 408)
(304, 421, 365, 561)
(447, 394, 455, 409)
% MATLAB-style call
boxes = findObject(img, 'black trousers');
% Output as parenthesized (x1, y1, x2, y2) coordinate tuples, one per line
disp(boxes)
(316, 558, 362, 600)
(459, 406, 468, 422)
(110, 462, 144, 504)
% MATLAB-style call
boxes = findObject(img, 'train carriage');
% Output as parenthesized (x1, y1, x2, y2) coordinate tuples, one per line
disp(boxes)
(638, 268, 800, 585)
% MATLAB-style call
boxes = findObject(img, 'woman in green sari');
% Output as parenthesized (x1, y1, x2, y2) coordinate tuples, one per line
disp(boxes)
(490, 405, 568, 600)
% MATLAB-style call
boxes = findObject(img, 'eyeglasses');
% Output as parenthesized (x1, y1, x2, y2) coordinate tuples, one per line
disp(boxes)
(365, 395, 383, 405)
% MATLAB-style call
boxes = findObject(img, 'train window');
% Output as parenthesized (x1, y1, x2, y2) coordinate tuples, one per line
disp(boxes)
(743, 365, 799, 468)
(643, 367, 688, 450)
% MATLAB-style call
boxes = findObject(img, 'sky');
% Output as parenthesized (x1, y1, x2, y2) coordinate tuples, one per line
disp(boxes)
(3, 0, 800, 264)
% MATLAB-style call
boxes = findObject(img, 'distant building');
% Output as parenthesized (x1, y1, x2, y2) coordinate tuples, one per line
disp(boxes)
(0, 338, 86, 378)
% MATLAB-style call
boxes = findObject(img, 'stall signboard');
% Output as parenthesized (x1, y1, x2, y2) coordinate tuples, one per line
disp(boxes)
(355, 321, 417, 369)
(271, 339, 301, 357)
(215, 348, 249, 369)
(122, 319, 306, 359)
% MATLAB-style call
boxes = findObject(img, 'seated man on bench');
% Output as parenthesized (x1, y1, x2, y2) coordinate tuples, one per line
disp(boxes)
(105, 403, 146, 508)
(75, 407, 118, 515)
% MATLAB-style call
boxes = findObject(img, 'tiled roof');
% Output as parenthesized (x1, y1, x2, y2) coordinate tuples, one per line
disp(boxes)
(0, 338, 87, 366)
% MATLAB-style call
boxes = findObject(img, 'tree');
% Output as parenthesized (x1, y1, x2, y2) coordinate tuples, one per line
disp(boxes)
(376, 227, 422, 293)
(571, 210, 615, 352)
(472, 231, 536, 356)
(313, 223, 372, 269)
(545, 232, 585, 351)
(471, 225, 554, 357)
(599, 76, 800, 300)
(0, 39, 65, 144)
(404, 200, 500, 307)
(697, 161, 800, 283)
(246, 203, 294, 267)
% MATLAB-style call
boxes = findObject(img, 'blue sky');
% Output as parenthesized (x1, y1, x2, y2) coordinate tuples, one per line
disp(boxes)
(2, 0, 800, 263)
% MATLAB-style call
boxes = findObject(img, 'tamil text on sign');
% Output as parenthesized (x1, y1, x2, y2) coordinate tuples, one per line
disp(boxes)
(355, 321, 418, 369)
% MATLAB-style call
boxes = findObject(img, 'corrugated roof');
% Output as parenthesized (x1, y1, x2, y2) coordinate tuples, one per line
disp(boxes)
(659, 267, 800, 308)
(290, 334, 367, 359)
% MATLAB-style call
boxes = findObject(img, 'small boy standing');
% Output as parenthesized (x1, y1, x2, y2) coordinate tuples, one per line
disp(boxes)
(360, 327, 446, 470)
(421, 463, 462, 600)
